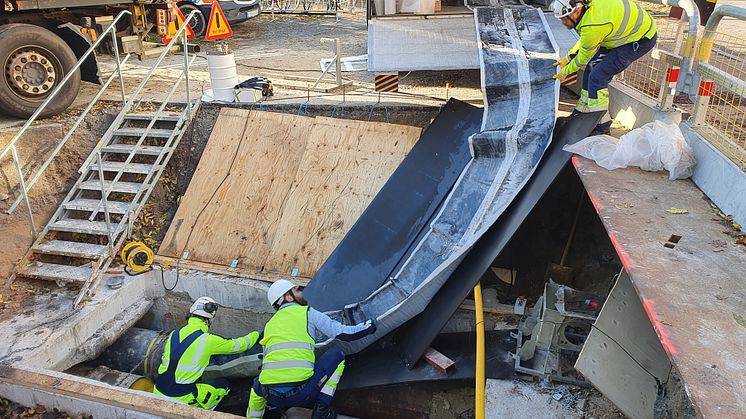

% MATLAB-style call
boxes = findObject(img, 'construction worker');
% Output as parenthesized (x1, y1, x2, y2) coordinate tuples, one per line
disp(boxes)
(551, 0, 658, 134)
(153, 296, 261, 409)
(247, 279, 377, 419)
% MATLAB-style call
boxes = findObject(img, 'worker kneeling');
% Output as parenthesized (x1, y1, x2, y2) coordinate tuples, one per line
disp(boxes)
(551, 0, 658, 134)
(153, 296, 261, 409)
(247, 280, 377, 419)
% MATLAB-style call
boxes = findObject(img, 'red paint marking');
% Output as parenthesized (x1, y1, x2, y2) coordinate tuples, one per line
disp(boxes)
(698, 81, 714, 97)
(642, 299, 678, 355)
(607, 231, 633, 271)
(586, 190, 603, 213)
(665, 68, 680, 83)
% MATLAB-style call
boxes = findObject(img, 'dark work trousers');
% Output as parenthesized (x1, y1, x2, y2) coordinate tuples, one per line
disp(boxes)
(582, 33, 658, 104)
(251, 348, 345, 412)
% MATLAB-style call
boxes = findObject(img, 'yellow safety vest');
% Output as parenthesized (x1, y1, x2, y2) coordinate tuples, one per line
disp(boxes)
(258, 305, 316, 385)
(564, 0, 657, 75)
(153, 317, 258, 398)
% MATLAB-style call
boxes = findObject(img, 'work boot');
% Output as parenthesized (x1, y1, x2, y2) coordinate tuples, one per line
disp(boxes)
(590, 120, 612, 136)
(311, 401, 337, 419)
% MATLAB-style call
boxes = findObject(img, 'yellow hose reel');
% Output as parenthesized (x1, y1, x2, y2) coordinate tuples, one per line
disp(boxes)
(121, 241, 154, 275)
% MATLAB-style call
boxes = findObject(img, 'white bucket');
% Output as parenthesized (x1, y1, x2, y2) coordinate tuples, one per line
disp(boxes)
(207, 52, 239, 102)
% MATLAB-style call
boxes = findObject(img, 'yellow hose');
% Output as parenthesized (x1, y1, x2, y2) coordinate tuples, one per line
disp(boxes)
(474, 282, 485, 419)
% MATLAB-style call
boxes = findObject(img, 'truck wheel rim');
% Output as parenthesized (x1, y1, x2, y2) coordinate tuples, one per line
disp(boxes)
(4, 46, 60, 101)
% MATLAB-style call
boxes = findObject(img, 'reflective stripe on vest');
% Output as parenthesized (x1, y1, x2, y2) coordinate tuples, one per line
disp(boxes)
(154, 329, 203, 397)
(259, 305, 316, 385)
(604, 0, 654, 48)
(264, 341, 315, 355)
(577, 0, 656, 51)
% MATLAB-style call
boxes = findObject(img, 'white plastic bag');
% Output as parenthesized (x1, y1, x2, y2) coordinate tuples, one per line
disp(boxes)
(563, 121, 696, 180)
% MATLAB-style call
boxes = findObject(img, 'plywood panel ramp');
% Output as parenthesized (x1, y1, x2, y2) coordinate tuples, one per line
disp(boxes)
(159, 108, 421, 281)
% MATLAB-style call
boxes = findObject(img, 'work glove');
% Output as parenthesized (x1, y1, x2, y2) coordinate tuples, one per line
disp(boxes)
(553, 70, 567, 82)
(552, 56, 570, 68)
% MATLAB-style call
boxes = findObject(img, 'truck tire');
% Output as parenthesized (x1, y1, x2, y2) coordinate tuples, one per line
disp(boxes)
(178, 3, 207, 37)
(0, 23, 81, 119)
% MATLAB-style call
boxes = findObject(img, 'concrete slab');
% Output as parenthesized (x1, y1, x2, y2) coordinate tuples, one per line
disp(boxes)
(484, 379, 582, 418)
(0, 273, 161, 370)
(572, 156, 746, 418)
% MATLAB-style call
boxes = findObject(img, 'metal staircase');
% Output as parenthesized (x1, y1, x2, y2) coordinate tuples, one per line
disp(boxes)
(5, 10, 202, 308)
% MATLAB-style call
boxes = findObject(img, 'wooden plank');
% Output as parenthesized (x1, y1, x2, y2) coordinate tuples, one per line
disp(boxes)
(0, 366, 238, 418)
(159, 108, 251, 258)
(159, 111, 420, 278)
(265, 117, 420, 276)
(572, 156, 746, 418)
(423, 347, 455, 375)
(153, 256, 311, 285)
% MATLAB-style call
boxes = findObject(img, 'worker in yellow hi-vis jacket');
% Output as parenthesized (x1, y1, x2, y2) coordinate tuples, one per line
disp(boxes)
(153, 296, 261, 409)
(551, 0, 658, 134)
(247, 280, 376, 419)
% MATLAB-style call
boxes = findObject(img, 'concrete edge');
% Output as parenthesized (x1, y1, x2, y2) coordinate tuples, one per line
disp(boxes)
(0, 365, 239, 418)
(609, 81, 682, 130)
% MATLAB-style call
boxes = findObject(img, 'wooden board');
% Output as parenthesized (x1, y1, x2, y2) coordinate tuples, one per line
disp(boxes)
(159, 109, 420, 279)
(267, 117, 420, 276)
(572, 156, 746, 418)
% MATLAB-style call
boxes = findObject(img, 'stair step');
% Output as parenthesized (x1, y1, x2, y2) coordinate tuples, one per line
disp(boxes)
(63, 199, 131, 214)
(34, 240, 108, 259)
(124, 112, 183, 122)
(101, 144, 165, 156)
(49, 219, 118, 235)
(90, 161, 154, 174)
(79, 180, 141, 194)
(113, 127, 175, 138)
(18, 262, 91, 284)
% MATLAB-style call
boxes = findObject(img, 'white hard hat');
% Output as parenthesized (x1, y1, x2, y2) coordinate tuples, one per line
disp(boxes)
(190, 296, 218, 319)
(267, 279, 296, 307)
(551, 0, 582, 18)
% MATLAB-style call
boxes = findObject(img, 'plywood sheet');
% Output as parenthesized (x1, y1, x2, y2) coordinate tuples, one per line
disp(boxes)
(267, 117, 420, 276)
(160, 109, 311, 266)
(159, 110, 420, 279)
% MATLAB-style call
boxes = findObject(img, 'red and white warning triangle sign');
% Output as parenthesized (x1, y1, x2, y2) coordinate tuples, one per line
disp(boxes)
(205, 1, 233, 41)
(162, 4, 195, 44)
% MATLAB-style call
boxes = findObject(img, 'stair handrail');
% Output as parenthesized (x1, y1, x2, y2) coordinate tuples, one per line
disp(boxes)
(80, 10, 201, 223)
(72, 11, 201, 308)
(1, 10, 134, 229)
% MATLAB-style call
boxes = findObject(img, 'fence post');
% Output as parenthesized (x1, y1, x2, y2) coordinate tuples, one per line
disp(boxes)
(690, 5, 746, 127)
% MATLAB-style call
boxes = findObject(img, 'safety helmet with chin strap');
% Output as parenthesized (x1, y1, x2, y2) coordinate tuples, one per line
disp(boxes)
(190, 296, 219, 319)
(551, 0, 585, 19)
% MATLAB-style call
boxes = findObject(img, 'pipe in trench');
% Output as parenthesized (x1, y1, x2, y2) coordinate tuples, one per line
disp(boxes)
(91, 327, 263, 381)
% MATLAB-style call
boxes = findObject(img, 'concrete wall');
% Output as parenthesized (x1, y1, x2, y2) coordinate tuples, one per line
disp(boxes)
(0, 272, 163, 371)
(681, 123, 746, 227)
(138, 269, 274, 337)
(609, 82, 682, 130)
